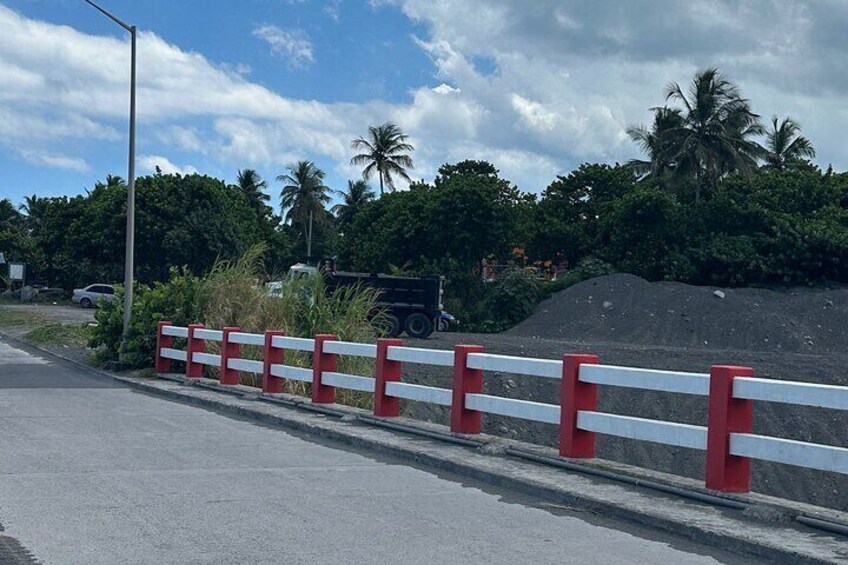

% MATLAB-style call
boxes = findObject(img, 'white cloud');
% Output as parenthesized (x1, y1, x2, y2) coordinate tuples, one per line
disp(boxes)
(139, 155, 198, 176)
(252, 24, 314, 69)
(2, 1, 848, 198)
(323, 1, 341, 23)
(19, 150, 90, 172)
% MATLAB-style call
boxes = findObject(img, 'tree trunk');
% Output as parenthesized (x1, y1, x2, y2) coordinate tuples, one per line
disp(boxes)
(379, 171, 384, 196)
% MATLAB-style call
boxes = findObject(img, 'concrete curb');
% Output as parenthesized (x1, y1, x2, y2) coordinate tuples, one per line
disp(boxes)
(3, 335, 848, 564)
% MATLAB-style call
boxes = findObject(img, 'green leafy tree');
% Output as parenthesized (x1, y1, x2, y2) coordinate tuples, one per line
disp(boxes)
(350, 123, 414, 195)
(532, 163, 635, 264)
(763, 116, 816, 172)
(341, 160, 526, 272)
(332, 179, 375, 230)
(23, 174, 277, 289)
(0, 199, 36, 285)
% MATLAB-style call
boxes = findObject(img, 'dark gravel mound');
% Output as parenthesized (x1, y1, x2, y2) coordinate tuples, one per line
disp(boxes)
(508, 274, 848, 354)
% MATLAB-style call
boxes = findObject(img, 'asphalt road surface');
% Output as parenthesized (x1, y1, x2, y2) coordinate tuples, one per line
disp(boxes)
(0, 337, 761, 565)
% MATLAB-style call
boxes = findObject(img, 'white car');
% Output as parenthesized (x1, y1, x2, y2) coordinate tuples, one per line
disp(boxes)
(72, 284, 117, 308)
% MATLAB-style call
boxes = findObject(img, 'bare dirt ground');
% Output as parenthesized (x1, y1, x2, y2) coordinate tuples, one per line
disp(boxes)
(0, 303, 95, 335)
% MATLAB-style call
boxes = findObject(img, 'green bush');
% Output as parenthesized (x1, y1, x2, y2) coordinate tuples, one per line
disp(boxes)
(89, 269, 202, 367)
(481, 270, 543, 329)
(545, 257, 616, 294)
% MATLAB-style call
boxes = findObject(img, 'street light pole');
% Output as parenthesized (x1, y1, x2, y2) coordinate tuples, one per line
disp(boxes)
(85, 0, 136, 352)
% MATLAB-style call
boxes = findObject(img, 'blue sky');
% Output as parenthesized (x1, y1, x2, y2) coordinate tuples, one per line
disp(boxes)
(3, 1, 848, 212)
(0, 0, 435, 205)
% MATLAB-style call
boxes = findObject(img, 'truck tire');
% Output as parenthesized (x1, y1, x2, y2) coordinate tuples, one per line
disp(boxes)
(385, 314, 402, 338)
(404, 313, 433, 339)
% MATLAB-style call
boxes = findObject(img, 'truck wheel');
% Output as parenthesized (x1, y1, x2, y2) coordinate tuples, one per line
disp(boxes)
(385, 314, 402, 337)
(404, 313, 433, 339)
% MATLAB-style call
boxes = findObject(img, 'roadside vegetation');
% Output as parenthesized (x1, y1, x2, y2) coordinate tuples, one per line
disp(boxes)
(88, 245, 381, 407)
(25, 323, 92, 348)
(0, 309, 43, 328)
(3, 69, 848, 335)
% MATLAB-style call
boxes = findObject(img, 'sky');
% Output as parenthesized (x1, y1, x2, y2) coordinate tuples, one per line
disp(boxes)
(2, 0, 848, 210)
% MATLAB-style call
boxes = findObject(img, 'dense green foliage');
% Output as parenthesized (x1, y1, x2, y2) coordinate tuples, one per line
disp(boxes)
(7, 173, 293, 289)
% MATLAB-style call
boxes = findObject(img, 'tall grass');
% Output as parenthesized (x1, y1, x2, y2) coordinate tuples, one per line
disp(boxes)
(199, 244, 384, 407)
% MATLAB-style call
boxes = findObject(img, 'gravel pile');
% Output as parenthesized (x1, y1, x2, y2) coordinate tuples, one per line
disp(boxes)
(508, 274, 848, 354)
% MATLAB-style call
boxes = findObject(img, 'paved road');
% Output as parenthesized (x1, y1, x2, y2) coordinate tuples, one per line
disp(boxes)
(0, 338, 758, 565)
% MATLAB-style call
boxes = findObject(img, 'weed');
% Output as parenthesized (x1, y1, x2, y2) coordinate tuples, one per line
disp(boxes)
(25, 323, 92, 347)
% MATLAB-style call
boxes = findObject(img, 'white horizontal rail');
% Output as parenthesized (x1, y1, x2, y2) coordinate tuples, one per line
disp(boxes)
(580, 364, 710, 396)
(322, 341, 378, 358)
(730, 433, 848, 475)
(193, 352, 221, 366)
(228, 332, 264, 346)
(733, 378, 848, 411)
(465, 393, 559, 424)
(386, 346, 454, 367)
(160, 347, 186, 362)
(321, 372, 376, 393)
(194, 328, 223, 342)
(577, 411, 708, 450)
(466, 353, 562, 379)
(271, 335, 315, 352)
(384, 382, 453, 406)
(162, 326, 188, 338)
(227, 358, 263, 374)
(269, 364, 313, 382)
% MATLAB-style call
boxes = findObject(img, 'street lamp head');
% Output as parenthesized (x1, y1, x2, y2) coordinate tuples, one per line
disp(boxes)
(84, 0, 133, 32)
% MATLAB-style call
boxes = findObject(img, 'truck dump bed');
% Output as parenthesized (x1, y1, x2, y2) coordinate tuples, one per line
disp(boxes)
(325, 271, 441, 310)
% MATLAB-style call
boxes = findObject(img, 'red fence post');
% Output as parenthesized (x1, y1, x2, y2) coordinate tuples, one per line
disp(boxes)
(706, 365, 754, 492)
(155, 320, 172, 373)
(219, 327, 241, 385)
(374, 338, 404, 417)
(559, 353, 600, 458)
(263, 330, 286, 394)
(185, 323, 205, 379)
(451, 345, 484, 434)
(312, 334, 338, 404)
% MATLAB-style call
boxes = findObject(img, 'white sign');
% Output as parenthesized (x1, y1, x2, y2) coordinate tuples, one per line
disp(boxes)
(9, 263, 24, 281)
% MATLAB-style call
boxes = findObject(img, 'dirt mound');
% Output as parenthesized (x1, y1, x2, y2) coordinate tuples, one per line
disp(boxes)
(508, 274, 848, 354)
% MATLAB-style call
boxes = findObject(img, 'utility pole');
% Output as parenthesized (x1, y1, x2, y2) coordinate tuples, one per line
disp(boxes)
(306, 211, 313, 258)
(85, 0, 136, 354)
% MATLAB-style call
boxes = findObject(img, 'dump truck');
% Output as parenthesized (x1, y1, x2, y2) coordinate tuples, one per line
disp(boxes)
(278, 262, 455, 339)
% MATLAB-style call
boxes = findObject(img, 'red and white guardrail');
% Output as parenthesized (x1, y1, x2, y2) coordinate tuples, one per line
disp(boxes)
(155, 321, 848, 493)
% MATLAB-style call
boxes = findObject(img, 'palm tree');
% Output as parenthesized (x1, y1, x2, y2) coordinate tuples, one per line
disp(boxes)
(763, 116, 815, 172)
(332, 179, 375, 229)
(350, 123, 414, 195)
(93, 175, 125, 191)
(277, 161, 331, 255)
(236, 169, 271, 209)
(106, 174, 125, 187)
(658, 68, 765, 201)
(626, 107, 685, 180)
